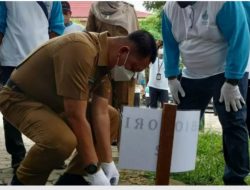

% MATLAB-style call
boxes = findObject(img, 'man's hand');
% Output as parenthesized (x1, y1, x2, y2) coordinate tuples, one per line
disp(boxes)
(219, 82, 245, 112)
(83, 168, 110, 185)
(101, 161, 120, 185)
(168, 78, 185, 104)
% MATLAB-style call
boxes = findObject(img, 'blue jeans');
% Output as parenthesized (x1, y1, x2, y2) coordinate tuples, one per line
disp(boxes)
(149, 87, 169, 108)
(178, 73, 249, 185)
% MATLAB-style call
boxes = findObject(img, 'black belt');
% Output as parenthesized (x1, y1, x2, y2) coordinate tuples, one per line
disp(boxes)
(6, 80, 23, 93)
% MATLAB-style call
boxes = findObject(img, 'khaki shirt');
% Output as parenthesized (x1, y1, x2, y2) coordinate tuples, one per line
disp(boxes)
(11, 32, 111, 113)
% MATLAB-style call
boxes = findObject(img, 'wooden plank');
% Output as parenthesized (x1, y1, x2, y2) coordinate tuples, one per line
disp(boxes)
(155, 103, 177, 185)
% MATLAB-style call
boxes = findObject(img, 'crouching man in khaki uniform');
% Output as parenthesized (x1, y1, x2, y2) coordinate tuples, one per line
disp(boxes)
(0, 30, 157, 185)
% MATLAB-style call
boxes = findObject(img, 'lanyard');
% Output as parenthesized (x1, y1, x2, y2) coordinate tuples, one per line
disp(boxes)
(157, 58, 163, 73)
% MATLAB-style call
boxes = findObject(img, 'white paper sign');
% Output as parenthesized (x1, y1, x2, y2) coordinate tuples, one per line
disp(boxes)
(118, 107, 200, 173)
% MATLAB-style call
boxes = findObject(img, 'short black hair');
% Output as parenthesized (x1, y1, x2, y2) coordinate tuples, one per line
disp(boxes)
(128, 30, 157, 63)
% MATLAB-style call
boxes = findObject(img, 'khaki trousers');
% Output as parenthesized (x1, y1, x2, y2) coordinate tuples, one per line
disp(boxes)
(0, 88, 120, 185)
(87, 103, 120, 144)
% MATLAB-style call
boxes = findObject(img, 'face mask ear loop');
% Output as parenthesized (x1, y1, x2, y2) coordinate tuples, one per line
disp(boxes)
(123, 51, 130, 68)
(116, 54, 121, 66)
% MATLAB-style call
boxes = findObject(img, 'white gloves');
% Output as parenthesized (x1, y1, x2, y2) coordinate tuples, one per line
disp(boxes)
(101, 161, 120, 185)
(219, 82, 245, 112)
(83, 168, 110, 185)
(82, 161, 119, 185)
(168, 78, 185, 104)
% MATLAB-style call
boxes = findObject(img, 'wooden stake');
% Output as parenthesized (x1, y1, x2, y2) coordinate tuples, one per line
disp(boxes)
(155, 103, 177, 185)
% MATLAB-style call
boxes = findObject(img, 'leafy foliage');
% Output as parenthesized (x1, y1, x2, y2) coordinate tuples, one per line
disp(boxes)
(139, 10, 162, 40)
(138, 1, 166, 40)
(143, 1, 166, 11)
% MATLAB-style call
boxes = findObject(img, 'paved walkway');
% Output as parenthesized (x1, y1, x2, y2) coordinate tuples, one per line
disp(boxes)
(0, 112, 221, 185)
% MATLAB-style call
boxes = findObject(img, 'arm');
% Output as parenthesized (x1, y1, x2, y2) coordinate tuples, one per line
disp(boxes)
(90, 95, 112, 163)
(64, 98, 98, 167)
(90, 94, 120, 185)
(161, 10, 180, 78)
(49, 2, 65, 38)
(162, 9, 185, 103)
(216, 2, 250, 80)
(216, 2, 249, 112)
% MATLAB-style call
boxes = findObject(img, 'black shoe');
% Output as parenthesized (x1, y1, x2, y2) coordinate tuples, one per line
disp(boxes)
(223, 178, 247, 185)
(54, 173, 90, 185)
(10, 174, 23, 185)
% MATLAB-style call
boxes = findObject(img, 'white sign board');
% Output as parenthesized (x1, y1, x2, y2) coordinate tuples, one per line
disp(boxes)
(118, 107, 200, 173)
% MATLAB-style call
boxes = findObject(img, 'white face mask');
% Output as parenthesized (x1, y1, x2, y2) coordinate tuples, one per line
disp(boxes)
(111, 51, 135, 81)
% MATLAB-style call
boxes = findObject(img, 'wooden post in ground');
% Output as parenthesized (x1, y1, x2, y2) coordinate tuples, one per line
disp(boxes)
(155, 103, 177, 185)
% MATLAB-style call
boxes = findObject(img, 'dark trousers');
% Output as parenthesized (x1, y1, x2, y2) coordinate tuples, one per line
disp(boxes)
(134, 93, 140, 107)
(178, 73, 249, 185)
(246, 79, 250, 137)
(149, 87, 169, 108)
(0, 66, 26, 167)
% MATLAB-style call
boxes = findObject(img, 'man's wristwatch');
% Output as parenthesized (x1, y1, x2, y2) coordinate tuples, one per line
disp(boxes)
(84, 164, 98, 175)
(226, 79, 239, 86)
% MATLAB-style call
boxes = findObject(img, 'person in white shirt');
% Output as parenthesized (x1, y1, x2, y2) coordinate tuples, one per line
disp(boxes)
(61, 1, 85, 34)
(162, 1, 249, 185)
(148, 44, 169, 108)
(134, 71, 146, 107)
(144, 86, 150, 107)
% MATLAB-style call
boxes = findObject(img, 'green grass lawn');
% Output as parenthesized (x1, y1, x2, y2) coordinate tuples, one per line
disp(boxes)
(141, 131, 250, 185)
(171, 132, 224, 185)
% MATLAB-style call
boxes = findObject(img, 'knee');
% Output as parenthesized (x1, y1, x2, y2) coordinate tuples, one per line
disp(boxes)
(49, 134, 77, 159)
(109, 106, 120, 124)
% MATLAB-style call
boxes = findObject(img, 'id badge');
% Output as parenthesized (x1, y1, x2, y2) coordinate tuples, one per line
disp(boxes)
(156, 73, 161, 80)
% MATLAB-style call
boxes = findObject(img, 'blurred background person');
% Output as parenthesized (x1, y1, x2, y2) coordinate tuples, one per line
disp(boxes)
(147, 40, 169, 108)
(144, 85, 150, 107)
(134, 71, 146, 107)
(86, 1, 139, 146)
(86, 1, 139, 110)
(61, 1, 84, 34)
